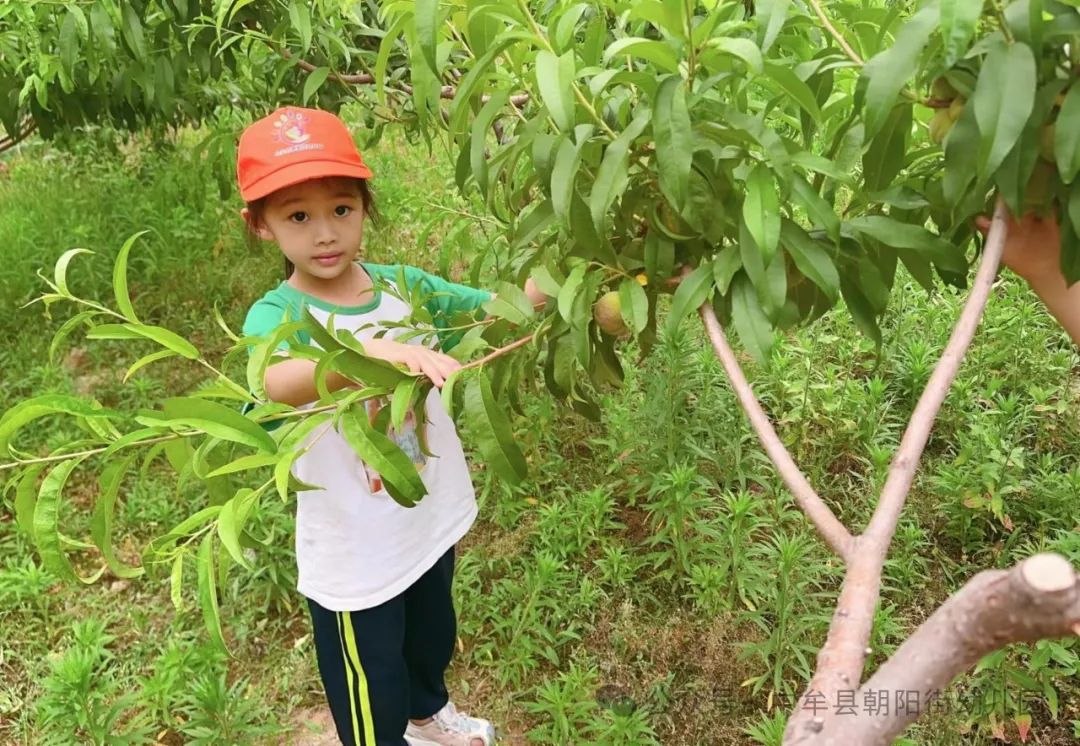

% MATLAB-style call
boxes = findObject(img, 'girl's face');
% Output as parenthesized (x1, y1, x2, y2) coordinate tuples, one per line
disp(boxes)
(246, 176, 366, 282)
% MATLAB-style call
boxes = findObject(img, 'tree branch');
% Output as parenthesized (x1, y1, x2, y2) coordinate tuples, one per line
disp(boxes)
(0, 118, 37, 155)
(698, 303, 855, 561)
(865, 198, 1007, 545)
(785, 198, 1010, 742)
(806, 0, 864, 66)
(281, 47, 530, 107)
(813, 553, 1080, 745)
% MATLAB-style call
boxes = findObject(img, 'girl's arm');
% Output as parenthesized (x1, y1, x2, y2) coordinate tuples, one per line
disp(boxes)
(976, 212, 1080, 346)
(264, 338, 461, 407)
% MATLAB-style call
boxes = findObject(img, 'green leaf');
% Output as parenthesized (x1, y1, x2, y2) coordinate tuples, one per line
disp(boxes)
(665, 262, 714, 336)
(848, 216, 967, 274)
(87, 322, 200, 359)
(274, 447, 306, 501)
(205, 453, 280, 478)
(338, 405, 426, 506)
(782, 221, 839, 301)
(940, 0, 984, 66)
(153, 397, 277, 453)
(49, 310, 98, 364)
(120, 2, 147, 61)
(302, 66, 330, 105)
(197, 533, 227, 651)
(170, 552, 184, 610)
(536, 50, 576, 132)
(705, 38, 763, 74)
(463, 375, 528, 484)
(1070, 184, 1080, 238)
(860, 4, 937, 139)
(113, 230, 147, 323)
(217, 489, 259, 569)
(59, 11, 80, 76)
(13, 464, 45, 539)
(551, 136, 582, 224)
(764, 63, 822, 123)
(123, 349, 177, 383)
(743, 165, 781, 262)
(603, 37, 680, 74)
(448, 31, 530, 133)
(973, 40, 1036, 181)
(790, 176, 839, 242)
(618, 278, 648, 335)
(712, 246, 742, 295)
(863, 104, 912, 193)
(557, 264, 587, 323)
(34, 455, 103, 584)
(415, 0, 440, 74)
(654, 75, 693, 210)
(484, 281, 535, 325)
(840, 276, 883, 347)
(53, 247, 93, 297)
(245, 319, 305, 399)
(590, 114, 649, 232)
(289, 0, 312, 51)
(301, 309, 406, 388)
(90, 455, 143, 579)
(555, 4, 590, 50)
(530, 265, 563, 298)
(0, 395, 114, 454)
(1055, 84, 1080, 183)
(375, 13, 411, 107)
(730, 274, 773, 363)
(756, 0, 791, 53)
(469, 90, 510, 196)
(391, 377, 422, 433)
(943, 100, 982, 204)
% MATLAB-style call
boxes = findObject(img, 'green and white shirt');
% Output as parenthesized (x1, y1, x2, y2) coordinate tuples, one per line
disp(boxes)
(242, 263, 490, 611)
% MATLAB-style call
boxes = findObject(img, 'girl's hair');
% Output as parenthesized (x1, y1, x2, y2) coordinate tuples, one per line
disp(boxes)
(244, 178, 379, 279)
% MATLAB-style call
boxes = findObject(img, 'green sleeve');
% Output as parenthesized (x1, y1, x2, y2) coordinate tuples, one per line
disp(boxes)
(242, 296, 295, 354)
(396, 265, 492, 317)
(240, 296, 296, 430)
(387, 265, 492, 352)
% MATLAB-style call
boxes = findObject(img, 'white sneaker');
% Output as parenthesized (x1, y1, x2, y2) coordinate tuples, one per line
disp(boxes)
(404, 701, 496, 746)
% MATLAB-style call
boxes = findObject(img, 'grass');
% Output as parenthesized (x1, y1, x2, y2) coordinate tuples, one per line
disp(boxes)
(1, 119, 1079, 745)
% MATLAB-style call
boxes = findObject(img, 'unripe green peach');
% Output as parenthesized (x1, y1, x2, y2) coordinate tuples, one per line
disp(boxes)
(1039, 124, 1055, 163)
(931, 76, 958, 101)
(947, 97, 965, 121)
(593, 291, 628, 337)
(929, 110, 954, 145)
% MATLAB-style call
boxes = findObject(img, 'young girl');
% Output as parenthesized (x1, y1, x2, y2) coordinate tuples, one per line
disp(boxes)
(237, 107, 543, 746)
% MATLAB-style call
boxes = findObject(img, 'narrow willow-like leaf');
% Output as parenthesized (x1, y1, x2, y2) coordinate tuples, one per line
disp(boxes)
(170, 552, 184, 610)
(113, 230, 148, 323)
(536, 49, 576, 131)
(618, 278, 648, 335)
(53, 247, 93, 297)
(87, 322, 199, 359)
(123, 349, 177, 382)
(731, 274, 774, 363)
(339, 405, 426, 506)
(33, 455, 95, 583)
(90, 454, 144, 579)
(973, 40, 1036, 181)
(463, 374, 528, 483)
(666, 262, 714, 336)
(0, 395, 114, 454)
(197, 533, 227, 651)
(217, 488, 259, 569)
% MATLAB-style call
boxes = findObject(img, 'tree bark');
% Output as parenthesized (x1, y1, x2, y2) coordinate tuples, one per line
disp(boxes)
(698, 304, 854, 560)
(813, 553, 1080, 745)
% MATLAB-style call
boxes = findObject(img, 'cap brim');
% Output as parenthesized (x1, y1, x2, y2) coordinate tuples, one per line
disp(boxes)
(240, 160, 374, 202)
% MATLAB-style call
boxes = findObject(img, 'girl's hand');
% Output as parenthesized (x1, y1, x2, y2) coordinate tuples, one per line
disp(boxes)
(975, 210, 1062, 283)
(363, 337, 461, 387)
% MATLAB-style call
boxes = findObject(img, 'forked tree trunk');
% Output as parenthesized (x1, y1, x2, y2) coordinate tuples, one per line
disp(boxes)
(696, 200, 1080, 744)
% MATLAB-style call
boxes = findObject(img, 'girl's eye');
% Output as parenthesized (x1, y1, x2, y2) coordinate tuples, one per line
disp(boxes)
(334, 205, 352, 217)
(289, 211, 308, 223)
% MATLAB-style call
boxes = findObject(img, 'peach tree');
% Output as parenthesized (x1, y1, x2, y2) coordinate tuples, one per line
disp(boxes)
(2, 0, 1080, 743)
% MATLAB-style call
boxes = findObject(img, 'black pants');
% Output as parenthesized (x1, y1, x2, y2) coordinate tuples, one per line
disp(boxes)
(307, 546, 457, 746)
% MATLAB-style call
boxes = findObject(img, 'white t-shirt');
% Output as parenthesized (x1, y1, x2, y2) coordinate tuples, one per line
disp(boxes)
(242, 263, 490, 611)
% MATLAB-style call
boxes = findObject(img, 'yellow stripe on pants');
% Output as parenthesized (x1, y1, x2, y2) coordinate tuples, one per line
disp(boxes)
(340, 611, 377, 746)
(335, 612, 364, 745)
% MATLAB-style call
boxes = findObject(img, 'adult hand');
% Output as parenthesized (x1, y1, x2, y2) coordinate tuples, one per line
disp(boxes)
(364, 337, 461, 387)
(974, 210, 1061, 283)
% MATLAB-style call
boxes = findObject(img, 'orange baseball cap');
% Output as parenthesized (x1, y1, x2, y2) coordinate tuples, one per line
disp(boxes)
(236, 106, 374, 202)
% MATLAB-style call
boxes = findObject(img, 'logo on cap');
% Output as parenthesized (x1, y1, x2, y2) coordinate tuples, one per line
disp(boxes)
(273, 110, 310, 145)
